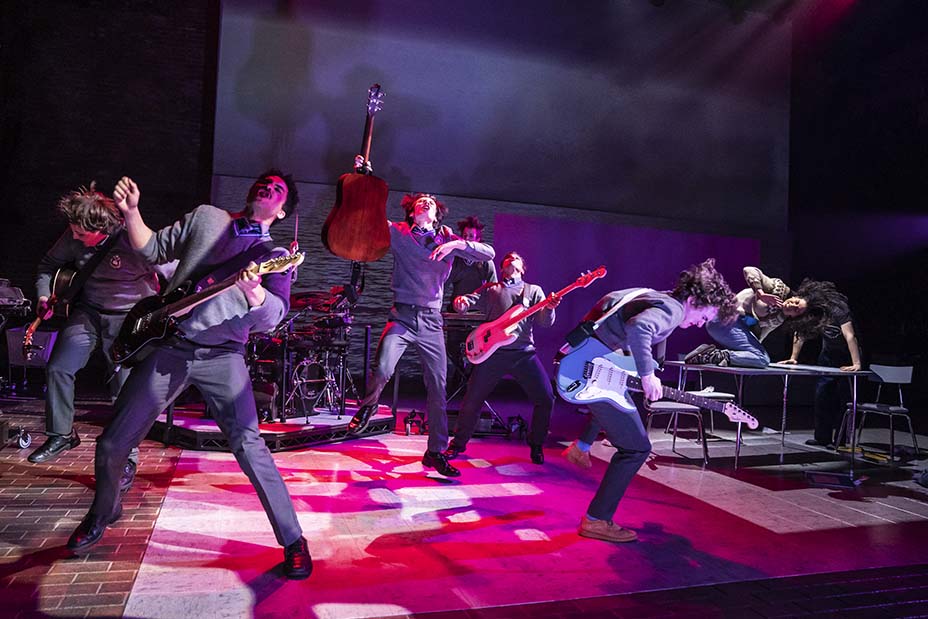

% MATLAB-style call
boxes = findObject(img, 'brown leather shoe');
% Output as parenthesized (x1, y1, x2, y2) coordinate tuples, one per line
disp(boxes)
(562, 441, 592, 469)
(578, 516, 637, 543)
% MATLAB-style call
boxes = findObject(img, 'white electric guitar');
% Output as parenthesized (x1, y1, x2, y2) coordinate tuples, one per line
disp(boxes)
(555, 337, 759, 428)
(464, 266, 606, 364)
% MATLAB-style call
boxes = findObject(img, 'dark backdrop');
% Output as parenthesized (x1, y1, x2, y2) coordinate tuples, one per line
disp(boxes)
(215, 0, 791, 229)
(790, 0, 928, 382)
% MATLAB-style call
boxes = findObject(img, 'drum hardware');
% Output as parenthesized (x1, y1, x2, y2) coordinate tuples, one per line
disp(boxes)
(257, 265, 364, 422)
(249, 305, 357, 421)
(404, 410, 428, 435)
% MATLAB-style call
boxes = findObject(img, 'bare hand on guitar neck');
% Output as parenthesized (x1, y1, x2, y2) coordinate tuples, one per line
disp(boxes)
(36, 296, 55, 321)
(640, 373, 662, 402)
(235, 262, 266, 308)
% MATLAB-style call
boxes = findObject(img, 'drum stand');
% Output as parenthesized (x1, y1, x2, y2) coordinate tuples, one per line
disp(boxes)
(285, 347, 358, 422)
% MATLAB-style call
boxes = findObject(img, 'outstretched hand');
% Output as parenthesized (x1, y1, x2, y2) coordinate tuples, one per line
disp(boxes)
(113, 176, 140, 214)
(756, 292, 783, 308)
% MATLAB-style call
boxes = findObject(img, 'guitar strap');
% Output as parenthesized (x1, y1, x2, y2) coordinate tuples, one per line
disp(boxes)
(62, 231, 123, 302)
(191, 241, 276, 293)
(562, 288, 654, 349)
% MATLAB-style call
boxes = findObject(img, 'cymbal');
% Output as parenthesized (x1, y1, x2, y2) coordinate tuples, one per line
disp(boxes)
(290, 290, 336, 311)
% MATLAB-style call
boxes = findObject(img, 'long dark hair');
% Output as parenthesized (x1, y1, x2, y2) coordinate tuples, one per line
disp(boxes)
(786, 279, 849, 339)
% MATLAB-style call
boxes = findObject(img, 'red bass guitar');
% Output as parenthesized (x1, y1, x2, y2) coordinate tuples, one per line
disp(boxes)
(465, 266, 607, 364)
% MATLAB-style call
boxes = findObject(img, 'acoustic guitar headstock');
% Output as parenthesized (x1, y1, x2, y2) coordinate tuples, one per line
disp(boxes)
(367, 84, 385, 117)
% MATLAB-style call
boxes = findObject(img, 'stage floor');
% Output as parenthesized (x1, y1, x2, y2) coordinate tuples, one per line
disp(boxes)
(2, 396, 928, 618)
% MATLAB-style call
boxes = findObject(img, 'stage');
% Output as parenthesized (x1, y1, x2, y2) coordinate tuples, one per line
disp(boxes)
(2, 395, 928, 618)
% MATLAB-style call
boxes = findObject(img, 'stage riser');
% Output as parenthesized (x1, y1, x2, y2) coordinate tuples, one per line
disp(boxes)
(148, 417, 393, 452)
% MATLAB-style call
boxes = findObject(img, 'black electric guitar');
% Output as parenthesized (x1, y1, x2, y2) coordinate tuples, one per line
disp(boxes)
(22, 267, 78, 361)
(111, 253, 305, 366)
(555, 337, 758, 428)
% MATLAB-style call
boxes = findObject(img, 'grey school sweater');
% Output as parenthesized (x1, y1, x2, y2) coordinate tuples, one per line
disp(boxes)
(140, 204, 290, 347)
(583, 289, 685, 377)
(36, 228, 159, 313)
(389, 221, 495, 309)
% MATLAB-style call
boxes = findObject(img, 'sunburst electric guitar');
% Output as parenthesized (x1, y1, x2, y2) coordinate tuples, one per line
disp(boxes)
(555, 337, 759, 428)
(111, 253, 305, 366)
(464, 266, 607, 365)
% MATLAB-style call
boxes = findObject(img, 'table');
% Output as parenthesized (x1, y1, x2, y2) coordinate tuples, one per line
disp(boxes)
(664, 361, 873, 476)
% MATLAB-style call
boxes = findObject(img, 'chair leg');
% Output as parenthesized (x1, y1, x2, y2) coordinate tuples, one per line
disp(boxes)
(856, 411, 868, 447)
(888, 413, 896, 461)
(646, 412, 654, 433)
(671, 413, 679, 453)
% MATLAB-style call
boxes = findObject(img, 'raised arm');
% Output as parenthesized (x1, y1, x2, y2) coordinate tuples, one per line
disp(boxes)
(743, 266, 790, 308)
(113, 177, 154, 251)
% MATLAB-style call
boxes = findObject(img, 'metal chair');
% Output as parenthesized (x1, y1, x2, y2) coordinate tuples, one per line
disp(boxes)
(645, 400, 709, 465)
(839, 364, 918, 461)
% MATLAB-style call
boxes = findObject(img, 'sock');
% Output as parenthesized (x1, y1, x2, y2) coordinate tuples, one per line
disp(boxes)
(585, 513, 600, 521)
(577, 440, 592, 452)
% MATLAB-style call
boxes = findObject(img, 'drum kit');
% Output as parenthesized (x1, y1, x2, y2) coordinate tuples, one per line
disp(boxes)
(247, 288, 358, 422)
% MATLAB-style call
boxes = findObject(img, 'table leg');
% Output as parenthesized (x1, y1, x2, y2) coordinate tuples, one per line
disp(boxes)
(780, 374, 790, 446)
(849, 373, 858, 479)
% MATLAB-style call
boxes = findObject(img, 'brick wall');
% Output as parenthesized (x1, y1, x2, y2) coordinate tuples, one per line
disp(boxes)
(0, 0, 219, 294)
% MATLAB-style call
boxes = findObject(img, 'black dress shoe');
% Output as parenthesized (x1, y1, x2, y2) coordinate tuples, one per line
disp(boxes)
(28, 433, 80, 464)
(422, 451, 461, 477)
(530, 445, 545, 465)
(119, 461, 138, 493)
(444, 442, 466, 460)
(348, 405, 376, 434)
(67, 504, 123, 552)
(805, 438, 834, 448)
(283, 536, 313, 580)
